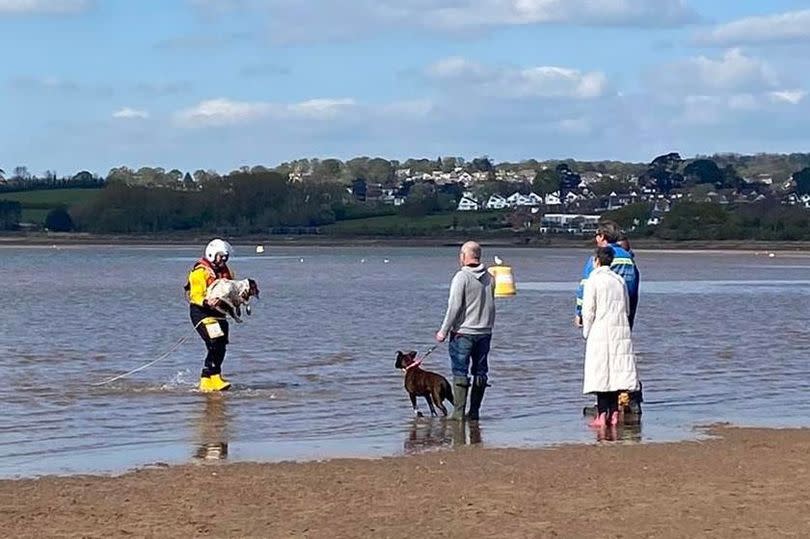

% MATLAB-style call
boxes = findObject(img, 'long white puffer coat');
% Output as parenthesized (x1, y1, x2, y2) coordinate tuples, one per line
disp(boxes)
(581, 266, 640, 394)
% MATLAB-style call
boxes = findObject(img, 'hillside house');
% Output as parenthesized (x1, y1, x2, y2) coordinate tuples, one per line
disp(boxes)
(457, 196, 480, 211)
(486, 194, 509, 210)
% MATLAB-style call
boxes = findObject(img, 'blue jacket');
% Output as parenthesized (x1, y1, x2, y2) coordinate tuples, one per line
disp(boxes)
(576, 244, 639, 319)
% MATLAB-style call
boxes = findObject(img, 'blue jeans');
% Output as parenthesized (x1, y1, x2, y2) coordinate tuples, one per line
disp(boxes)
(449, 333, 491, 379)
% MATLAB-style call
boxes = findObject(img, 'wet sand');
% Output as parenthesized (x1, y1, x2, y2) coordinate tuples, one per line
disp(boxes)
(2, 426, 810, 538)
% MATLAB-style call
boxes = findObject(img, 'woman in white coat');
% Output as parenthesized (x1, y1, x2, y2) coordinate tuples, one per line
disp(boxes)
(582, 246, 640, 427)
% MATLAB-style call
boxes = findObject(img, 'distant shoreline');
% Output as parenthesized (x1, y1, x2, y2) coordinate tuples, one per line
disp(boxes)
(2, 231, 810, 253)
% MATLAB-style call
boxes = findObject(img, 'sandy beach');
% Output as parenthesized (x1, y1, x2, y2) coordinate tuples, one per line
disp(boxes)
(2, 426, 809, 538)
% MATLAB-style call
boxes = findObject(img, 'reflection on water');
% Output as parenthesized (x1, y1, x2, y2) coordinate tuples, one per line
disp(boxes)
(592, 423, 643, 444)
(2, 246, 810, 477)
(194, 395, 230, 461)
(404, 419, 483, 454)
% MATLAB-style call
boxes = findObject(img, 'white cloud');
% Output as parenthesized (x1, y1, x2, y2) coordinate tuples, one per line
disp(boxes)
(427, 57, 491, 82)
(769, 90, 807, 105)
(646, 49, 809, 128)
(183, 0, 697, 44)
(112, 107, 149, 120)
(287, 98, 356, 119)
(419, 0, 698, 29)
(8, 75, 113, 97)
(174, 98, 273, 127)
(427, 57, 608, 99)
(0, 0, 91, 14)
(651, 49, 779, 94)
(696, 9, 810, 46)
(174, 97, 358, 127)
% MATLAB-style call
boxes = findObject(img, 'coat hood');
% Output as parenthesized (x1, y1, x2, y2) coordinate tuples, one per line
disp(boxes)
(462, 263, 488, 280)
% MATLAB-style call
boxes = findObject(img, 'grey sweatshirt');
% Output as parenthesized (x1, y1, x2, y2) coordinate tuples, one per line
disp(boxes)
(439, 264, 496, 335)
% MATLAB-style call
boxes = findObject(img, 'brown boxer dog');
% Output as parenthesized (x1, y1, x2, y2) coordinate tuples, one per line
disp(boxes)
(395, 350, 454, 417)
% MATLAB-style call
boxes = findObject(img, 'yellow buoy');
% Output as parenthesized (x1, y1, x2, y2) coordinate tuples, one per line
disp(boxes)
(489, 262, 516, 297)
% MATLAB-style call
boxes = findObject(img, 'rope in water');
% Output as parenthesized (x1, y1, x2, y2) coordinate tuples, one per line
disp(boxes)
(91, 318, 224, 387)
(91, 335, 192, 386)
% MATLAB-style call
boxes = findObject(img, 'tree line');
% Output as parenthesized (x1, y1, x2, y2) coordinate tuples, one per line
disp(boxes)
(71, 171, 348, 234)
(3, 152, 810, 240)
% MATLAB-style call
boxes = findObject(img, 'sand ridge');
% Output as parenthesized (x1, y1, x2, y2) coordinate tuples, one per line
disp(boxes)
(2, 426, 810, 538)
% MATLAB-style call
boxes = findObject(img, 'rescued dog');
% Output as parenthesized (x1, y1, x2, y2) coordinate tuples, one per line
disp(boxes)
(395, 350, 454, 417)
(205, 278, 260, 323)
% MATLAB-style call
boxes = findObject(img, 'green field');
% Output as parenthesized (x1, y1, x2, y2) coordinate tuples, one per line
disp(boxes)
(0, 188, 101, 207)
(0, 188, 101, 224)
(20, 209, 50, 223)
(323, 211, 509, 236)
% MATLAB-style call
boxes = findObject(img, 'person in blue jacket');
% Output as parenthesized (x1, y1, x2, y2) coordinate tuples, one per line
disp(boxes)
(575, 220, 643, 415)
(575, 221, 639, 328)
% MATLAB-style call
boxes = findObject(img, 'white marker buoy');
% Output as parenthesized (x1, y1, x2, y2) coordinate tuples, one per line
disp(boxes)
(256, 245, 265, 254)
(769, 253, 775, 258)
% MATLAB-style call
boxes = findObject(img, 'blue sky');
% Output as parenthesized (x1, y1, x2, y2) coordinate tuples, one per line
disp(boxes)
(2, 0, 810, 176)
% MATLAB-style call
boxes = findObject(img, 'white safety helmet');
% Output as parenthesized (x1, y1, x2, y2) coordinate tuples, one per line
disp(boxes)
(204, 238, 233, 263)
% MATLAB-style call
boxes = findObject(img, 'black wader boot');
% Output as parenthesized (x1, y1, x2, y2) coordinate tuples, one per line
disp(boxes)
(467, 376, 489, 421)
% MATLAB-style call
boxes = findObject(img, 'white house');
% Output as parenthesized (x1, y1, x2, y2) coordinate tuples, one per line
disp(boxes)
(544, 192, 561, 206)
(457, 196, 480, 211)
(580, 171, 603, 185)
(540, 213, 600, 234)
(486, 194, 509, 210)
(381, 192, 406, 206)
(527, 192, 543, 205)
(506, 192, 537, 207)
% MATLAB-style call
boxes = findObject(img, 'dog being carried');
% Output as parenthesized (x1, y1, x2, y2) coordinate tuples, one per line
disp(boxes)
(395, 350, 454, 417)
(204, 278, 260, 323)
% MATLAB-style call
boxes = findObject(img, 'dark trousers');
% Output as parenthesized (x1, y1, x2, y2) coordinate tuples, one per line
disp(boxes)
(596, 392, 619, 417)
(190, 305, 229, 377)
(627, 296, 642, 411)
(629, 295, 638, 330)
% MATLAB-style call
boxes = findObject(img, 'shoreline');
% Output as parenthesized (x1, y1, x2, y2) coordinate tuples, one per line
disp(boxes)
(3, 231, 810, 252)
(3, 425, 809, 537)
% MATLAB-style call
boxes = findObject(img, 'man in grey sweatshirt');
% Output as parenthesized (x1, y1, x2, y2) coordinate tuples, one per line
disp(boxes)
(436, 241, 496, 421)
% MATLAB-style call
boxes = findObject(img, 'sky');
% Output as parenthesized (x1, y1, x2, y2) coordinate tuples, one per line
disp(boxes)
(2, 0, 810, 176)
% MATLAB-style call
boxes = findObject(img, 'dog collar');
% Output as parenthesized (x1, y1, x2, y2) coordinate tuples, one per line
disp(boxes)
(403, 359, 422, 372)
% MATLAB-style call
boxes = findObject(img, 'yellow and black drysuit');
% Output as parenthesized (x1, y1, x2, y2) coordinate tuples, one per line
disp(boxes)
(185, 258, 234, 385)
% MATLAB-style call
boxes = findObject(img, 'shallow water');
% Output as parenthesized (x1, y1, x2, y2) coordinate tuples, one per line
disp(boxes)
(2, 245, 809, 478)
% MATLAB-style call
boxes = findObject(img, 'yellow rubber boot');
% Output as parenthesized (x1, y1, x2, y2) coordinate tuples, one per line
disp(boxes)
(209, 374, 232, 391)
(199, 376, 215, 392)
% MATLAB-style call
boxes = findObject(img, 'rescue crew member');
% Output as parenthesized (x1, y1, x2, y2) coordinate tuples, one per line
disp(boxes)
(185, 238, 235, 392)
